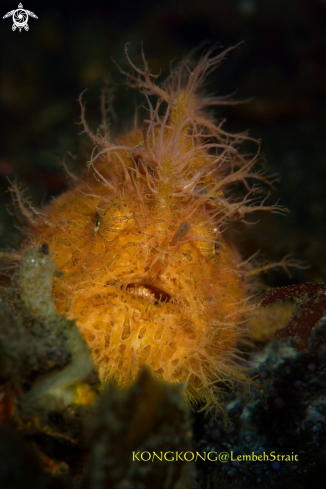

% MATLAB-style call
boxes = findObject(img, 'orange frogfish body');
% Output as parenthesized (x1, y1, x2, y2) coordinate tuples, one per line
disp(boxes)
(20, 46, 279, 411)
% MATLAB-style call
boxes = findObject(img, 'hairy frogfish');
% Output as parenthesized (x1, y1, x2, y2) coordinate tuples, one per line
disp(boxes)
(10, 45, 287, 412)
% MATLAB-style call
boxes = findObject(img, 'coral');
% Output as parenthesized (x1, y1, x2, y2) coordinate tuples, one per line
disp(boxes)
(261, 282, 326, 350)
(8, 45, 287, 413)
(0, 425, 70, 489)
(84, 368, 196, 489)
(0, 245, 98, 418)
(247, 300, 296, 344)
(196, 319, 326, 488)
(0, 245, 102, 486)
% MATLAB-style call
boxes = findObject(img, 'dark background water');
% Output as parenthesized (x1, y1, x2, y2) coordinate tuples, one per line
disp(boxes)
(1, 0, 326, 285)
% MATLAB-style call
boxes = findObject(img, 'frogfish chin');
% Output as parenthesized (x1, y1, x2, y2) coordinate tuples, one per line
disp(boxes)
(17, 45, 285, 413)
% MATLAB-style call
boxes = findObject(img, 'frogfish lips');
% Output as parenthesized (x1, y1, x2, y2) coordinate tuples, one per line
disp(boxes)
(125, 282, 172, 304)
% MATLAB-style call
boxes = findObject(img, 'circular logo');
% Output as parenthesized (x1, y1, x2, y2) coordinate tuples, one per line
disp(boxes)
(13, 9, 28, 29)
